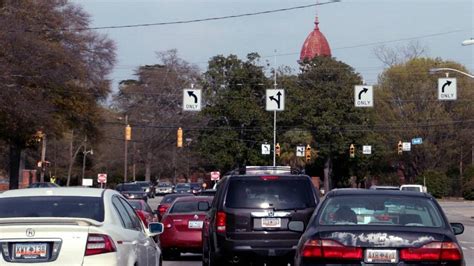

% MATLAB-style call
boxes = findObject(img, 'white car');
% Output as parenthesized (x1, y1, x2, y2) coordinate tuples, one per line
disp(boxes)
(0, 187, 163, 266)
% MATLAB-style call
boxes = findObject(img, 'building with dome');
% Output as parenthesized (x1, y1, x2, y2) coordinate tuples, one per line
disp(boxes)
(300, 17, 331, 60)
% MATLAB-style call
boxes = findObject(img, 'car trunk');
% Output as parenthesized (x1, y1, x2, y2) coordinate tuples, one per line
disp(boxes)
(170, 213, 207, 232)
(0, 218, 94, 265)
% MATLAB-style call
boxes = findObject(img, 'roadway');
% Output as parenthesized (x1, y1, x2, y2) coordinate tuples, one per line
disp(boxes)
(149, 196, 474, 266)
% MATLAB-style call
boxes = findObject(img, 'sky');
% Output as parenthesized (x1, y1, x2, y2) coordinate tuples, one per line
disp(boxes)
(76, 0, 473, 91)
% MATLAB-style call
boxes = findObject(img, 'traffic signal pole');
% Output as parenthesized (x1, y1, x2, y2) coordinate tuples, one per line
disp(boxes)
(273, 51, 277, 167)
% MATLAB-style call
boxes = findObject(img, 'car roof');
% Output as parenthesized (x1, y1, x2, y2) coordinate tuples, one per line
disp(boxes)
(173, 196, 213, 202)
(0, 187, 107, 198)
(326, 188, 431, 198)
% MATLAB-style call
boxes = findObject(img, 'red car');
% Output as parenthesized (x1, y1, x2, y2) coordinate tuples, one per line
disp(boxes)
(127, 199, 157, 228)
(156, 193, 193, 221)
(160, 196, 213, 259)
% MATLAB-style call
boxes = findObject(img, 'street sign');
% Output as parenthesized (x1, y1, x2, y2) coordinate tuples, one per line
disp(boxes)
(261, 144, 271, 155)
(402, 142, 411, 151)
(438, 78, 456, 101)
(296, 146, 305, 157)
(210, 171, 220, 181)
(266, 89, 285, 111)
(362, 145, 372, 155)
(97, 173, 107, 184)
(183, 89, 202, 111)
(82, 178, 93, 187)
(411, 137, 423, 145)
(354, 85, 373, 107)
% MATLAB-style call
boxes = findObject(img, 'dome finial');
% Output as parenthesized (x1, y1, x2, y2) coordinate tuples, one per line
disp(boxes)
(314, 16, 319, 30)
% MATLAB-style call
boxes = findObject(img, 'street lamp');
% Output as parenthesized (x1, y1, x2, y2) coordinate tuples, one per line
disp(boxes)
(81, 148, 93, 185)
(462, 39, 474, 46)
(429, 68, 474, 79)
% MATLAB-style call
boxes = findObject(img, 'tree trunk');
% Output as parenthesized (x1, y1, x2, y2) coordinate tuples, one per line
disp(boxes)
(323, 157, 332, 193)
(145, 151, 152, 181)
(67, 130, 84, 186)
(8, 143, 22, 190)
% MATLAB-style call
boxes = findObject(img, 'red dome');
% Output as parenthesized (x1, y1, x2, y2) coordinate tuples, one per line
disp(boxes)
(300, 18, 331, 60)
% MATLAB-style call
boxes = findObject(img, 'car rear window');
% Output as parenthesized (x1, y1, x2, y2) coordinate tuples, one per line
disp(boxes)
(318, 195, 444, 227)
(161, 194, 193, 203)
(120, 184, 142, 191)
(0, 196, 104, 222)
(225, 177, 316, 209)
(170, 201, 200, 213)
(127, 200, 144, 210)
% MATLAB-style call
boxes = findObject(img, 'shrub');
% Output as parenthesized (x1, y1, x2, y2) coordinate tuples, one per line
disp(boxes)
(463, 180, 474, 200)
(416, 170, 449, 198)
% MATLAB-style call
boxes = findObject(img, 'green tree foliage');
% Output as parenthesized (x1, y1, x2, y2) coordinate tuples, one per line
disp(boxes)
(375, 58, 474, 184)
(197, 53, 272, 172)
(0, 0, 115, 188)
(416, 170, 449, 198)
(279, 57, 373, 190)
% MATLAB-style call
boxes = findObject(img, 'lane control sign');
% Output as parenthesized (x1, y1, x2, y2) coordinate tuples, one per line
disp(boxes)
(266, 89, 285, 111)
(438, 78, 456, 101)
(183, 89, 202, 111)
(354, 85, 373, 107)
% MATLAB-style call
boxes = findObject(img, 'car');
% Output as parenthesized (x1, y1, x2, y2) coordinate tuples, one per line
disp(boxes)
(27, 182, 60, 188)
(156, 182, 174, 195)
(369, 185, 400, 190)
(173, 183, 191, 194)
(400, 184, 427, 193)
(156, 193, 194, 221)
(190, 182, 202, 194)
(133, 181, 156, 198)
(200, 168, 319, 265)
(0, 187, 164, 265)
(116, 183, 148, 202)
(127, 199, 158, 228)
(159, 196, 214, 259)
(294, 189, 465, 266)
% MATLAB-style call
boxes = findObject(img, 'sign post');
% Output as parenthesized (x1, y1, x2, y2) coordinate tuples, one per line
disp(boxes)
(266, 89, 285, 167)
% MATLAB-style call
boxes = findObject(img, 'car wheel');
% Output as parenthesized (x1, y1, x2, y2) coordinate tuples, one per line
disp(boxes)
(162, 249, 179, 260)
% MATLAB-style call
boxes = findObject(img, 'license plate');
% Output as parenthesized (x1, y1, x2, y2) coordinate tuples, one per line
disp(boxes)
(261, 218, 281, 228)
(188, 221, 203, 229)
(365, 249, 398, 263)
(14, 243, 48, 259)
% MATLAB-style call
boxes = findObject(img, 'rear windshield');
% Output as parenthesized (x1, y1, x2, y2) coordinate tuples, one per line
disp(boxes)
(119, 184, 142, 191)
(161, 194, 192, 203)
(0, 196, 104, 222)
(225, 178, 316, 209)
(128, 200, 144, 210)
(401, 187, 421, 192)
(158, 183, 171, 187)
(318, 195, 444, 227)
(176, 183, 190, 188)
(170, 201, 208, 213)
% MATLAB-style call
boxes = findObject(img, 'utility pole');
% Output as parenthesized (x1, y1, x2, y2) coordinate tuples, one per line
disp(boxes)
(273, 50, 277, 167)
(40, 133, 47, 182)
(82, 137, 87, 184)
(132, 142, 136, 181)
(124, 115, 130, 183)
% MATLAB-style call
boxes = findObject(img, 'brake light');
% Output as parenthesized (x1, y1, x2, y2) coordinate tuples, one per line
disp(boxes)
(400, 241, 462, 261)
(302, 239, 362, 260)
(158, 205, 168, 214)
(216, 212, 226, 233)
(163, 217, 173, 229)
(85, 234, 116, 256)
(260, 176, 279, 180)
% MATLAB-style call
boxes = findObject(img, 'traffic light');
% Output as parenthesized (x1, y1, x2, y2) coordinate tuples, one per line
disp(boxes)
(275, 143, 280, 157)
(305, 144, 311, 162)
(177, 127, 183, 148)
(125, 124, 132, 141)
(398, 140, 403, 155)
(350, 144, 355, 158)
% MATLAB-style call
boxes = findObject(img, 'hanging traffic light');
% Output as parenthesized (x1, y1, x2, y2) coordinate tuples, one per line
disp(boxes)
(305, 144, 311, 162)
(350, 144, 355, 158)
(177, 127, 183, 148)
(275, 143, 281, 157)
(398, 140, 403, 155)
(125, 124, 132, 141)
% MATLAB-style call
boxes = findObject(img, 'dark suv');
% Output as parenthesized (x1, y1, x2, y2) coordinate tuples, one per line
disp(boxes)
(199, 168, 319, 265)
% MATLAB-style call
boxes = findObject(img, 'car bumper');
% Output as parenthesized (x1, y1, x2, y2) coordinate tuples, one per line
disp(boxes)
(161, 231, 202, 249)
(215, 235, 297, 259)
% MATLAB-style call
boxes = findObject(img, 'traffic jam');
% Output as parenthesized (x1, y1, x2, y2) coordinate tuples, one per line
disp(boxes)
(0, 166, 469, 265)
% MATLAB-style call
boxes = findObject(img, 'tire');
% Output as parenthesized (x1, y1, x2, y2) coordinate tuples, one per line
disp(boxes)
(162, 249, 179, 260)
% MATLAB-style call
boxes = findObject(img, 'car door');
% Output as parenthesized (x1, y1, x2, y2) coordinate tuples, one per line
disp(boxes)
(119, 198, 158, 266)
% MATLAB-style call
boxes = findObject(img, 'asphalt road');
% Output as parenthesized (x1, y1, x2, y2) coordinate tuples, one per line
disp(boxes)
(149, 196, 474, 266)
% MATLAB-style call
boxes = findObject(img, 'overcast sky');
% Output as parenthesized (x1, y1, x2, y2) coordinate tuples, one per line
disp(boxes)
(77, 0, 473, 90)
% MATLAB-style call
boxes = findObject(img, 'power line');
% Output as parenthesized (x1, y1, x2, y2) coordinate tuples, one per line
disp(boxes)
(74, 1, 340, 31)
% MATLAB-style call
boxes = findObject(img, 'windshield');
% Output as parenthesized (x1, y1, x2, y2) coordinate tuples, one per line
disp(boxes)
(0, 196, 104, 222)
(158, 183, 171, 187)
(119, 184, 142, 191)
(318, 195, 444, 227)
(225, 178, 315, 209)
(176, 183, 190, 189)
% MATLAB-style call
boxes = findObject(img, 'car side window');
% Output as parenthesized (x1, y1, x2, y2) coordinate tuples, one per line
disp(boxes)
(119, 198, 144, 232)
(112, 196, 134, 230)
(144, 203, 153, 214)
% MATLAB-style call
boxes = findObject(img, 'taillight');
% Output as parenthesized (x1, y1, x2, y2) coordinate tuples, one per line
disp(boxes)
(302, 239, 362, 260)
(85, 234, 116, 256)
(158, 205, 168, 214)
(163, 217, 173, 229)
(216, 212, 226, 233)
(400, 241, 462, 261)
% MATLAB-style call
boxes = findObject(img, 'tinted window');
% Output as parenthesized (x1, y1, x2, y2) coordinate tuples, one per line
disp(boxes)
(128, 200, 144, 210)
(161, 194, 192, 203)
(119, 198, 143, 231)
(119, 184, 142, 191)
(225, 178, 316, 209)
(401, 187, 421, 192)
(0, 196, 105, 222)
(170, 201, 200, 213)
(158, 183, 171, 187)
(176, 183, 190, 188)
(113, 197, 135, 229)
(318, 195, 444, 227)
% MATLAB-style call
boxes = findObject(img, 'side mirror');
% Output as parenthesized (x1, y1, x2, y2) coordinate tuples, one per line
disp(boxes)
(450, 223, 464, 235)
(147, 222, 164, 237)
(288, 221, 305, 232)
(198, 201, 210, 211)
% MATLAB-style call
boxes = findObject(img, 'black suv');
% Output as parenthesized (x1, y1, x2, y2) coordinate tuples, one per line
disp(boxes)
(199, 167, 319, 265)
